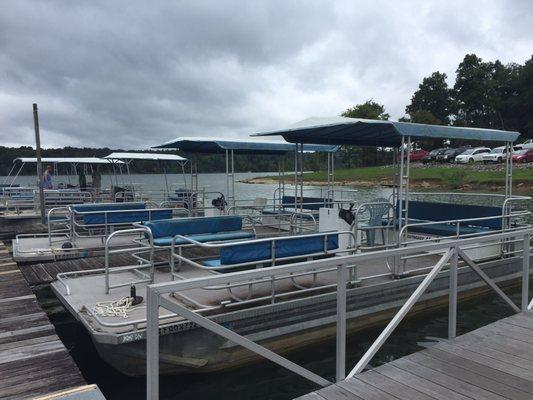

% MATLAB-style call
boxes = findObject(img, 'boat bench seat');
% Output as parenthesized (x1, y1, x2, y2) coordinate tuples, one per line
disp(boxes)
(261, 209, 317, 220)
(203, 233, 339, 267)
(143, 215, 254, 247)
(392, 201, 503, 236)
(388, 218, 492, 236)
(71, 202, 172, 225)
(262, 195, 332, 219)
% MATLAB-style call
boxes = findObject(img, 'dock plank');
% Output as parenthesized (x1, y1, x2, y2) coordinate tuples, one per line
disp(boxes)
(0, 243, 90, 400)
(297, 312, 533, 399)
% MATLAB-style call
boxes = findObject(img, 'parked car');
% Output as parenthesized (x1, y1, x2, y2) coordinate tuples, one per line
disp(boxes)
(455, 147, 491, 163)
(482, 146, 523, 163)
(512, 148, 533, 163)
(421, 148, 448, 164)
(409, 149, 429, 162)
(482, 146, 507, 163)
(521, 139, 533, 149)
(437, 146, 471, 163)
(398, 149, 429, 162)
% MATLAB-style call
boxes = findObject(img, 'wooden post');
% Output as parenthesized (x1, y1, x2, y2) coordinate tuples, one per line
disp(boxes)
(33, 103, 46, 224)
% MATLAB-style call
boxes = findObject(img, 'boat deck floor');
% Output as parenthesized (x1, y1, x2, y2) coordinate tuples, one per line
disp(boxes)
(13, 233, 143, 262)
(51, 252, 442, 335)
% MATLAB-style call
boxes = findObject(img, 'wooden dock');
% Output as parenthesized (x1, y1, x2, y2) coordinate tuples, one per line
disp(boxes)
(297, 312, 533, 400)
(0, 243, 101, 399)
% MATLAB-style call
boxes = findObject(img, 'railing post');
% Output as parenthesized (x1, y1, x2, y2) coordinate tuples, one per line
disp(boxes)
(448, 246, 458, 339)
(336, 264, 346, 382)
(522, 233, 530, 312)
(147, 287, 160, 400)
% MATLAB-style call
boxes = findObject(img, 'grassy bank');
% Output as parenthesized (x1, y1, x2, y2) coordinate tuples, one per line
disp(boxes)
(249, 164, 533, 189)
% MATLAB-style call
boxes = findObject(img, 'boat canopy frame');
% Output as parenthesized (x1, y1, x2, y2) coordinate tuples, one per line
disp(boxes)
(153, 137, 339, 208)
(104, 152, 189, 198)
(254, 116, 521, 260)
(4, 157, 122, 188)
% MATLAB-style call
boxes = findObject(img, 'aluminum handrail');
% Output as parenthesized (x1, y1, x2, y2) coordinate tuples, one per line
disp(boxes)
(104, 227, 154, 294)
(170, 230, 356, 271)
(146, 228, 532, 398)
(398, 211, 531, 243)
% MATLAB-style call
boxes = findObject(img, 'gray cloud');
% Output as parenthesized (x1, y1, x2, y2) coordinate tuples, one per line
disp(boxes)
(0, 0, 531, 148)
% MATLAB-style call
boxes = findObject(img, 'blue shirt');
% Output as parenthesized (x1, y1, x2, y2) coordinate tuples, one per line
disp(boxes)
(42, 172, 53, 189)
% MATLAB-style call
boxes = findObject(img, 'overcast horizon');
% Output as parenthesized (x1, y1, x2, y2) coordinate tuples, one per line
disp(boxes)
(1, 0, 532, 149)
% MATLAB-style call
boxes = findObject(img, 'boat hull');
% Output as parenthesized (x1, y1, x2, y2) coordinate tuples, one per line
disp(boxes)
(58, 255, 527, 376)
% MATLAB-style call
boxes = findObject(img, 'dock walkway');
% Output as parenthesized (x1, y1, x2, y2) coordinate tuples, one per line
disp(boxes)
(0, 243, 98, 399)
(297, 312, 533, 399)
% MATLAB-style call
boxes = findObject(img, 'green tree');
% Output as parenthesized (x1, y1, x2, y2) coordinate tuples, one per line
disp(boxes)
(340, 100, 390, 167)
(509, 55, 533, 139)
(405, 72, 453, 124)
(453, 54, 497, 127)
(341, 100, 390, 120)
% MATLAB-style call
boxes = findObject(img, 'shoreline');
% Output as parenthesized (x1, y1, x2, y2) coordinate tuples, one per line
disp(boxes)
(241, 177, 533, 193)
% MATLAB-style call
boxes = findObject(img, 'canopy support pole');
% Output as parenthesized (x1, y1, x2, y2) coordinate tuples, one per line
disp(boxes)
(327, 151, 335, 199)
(299, 143, 304, 213)
(505, 141, 512, 199)
(10, 163, 25, 187)
(231, 149, 235, 208)
(162, 162, 169, 201)
(294, 146, 298, 211)
(395, 136, 411, 277)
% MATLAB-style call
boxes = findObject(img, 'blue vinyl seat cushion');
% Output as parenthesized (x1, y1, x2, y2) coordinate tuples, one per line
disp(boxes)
(202, 233, 339, 267)
(397, 201, 503, 230)
(83, 209, 172, 225)
(145, 216, 254, 247)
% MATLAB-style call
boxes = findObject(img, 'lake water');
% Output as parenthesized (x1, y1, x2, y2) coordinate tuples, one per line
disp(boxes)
(7, 172, 531, 399)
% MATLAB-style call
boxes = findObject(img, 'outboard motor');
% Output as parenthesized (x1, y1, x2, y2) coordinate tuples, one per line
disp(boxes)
(338, 203, 356, 226)
(212, 194, 227, 211)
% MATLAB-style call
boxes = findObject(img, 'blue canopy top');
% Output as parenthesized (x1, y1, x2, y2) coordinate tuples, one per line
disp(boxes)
(253, 117, 520, 147)
(153, 136, 339, 154)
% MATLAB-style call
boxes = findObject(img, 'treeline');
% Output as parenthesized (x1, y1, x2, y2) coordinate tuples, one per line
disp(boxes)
(339, 53, 533, 167)
(0, 146, 306, 176)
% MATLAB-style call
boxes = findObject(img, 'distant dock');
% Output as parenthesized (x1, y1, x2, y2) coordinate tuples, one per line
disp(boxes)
(0, 243, 104, 399)
(297, 312, 533, 400)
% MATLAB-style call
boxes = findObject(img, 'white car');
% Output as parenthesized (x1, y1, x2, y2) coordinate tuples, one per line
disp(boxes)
(482, 146, 520, 163)
(455, 147, 491, 163)
(522, 139, 533, 149)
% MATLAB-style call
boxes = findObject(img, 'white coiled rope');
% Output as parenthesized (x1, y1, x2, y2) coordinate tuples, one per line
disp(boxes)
(93, 297, 134, 319)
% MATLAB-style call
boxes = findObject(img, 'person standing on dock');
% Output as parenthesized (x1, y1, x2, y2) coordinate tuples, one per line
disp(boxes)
(42, 165, 53, 189)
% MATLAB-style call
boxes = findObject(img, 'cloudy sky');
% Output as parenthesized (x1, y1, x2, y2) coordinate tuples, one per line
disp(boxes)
(1, 0, 531, 149)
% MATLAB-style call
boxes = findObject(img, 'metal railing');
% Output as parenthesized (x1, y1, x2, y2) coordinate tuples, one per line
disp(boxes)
(146, 228, 532, 399)
(104, 227, 155, 294)
(169, 231, 357, 306)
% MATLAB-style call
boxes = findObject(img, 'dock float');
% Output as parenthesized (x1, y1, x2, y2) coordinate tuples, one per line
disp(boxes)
(296, 312, 533, 400)
(0, 243, 103, 399)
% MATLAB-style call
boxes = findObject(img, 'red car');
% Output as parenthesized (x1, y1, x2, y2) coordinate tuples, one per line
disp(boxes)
(404, 149, 429, 162)
(512, 148, 533, 163)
